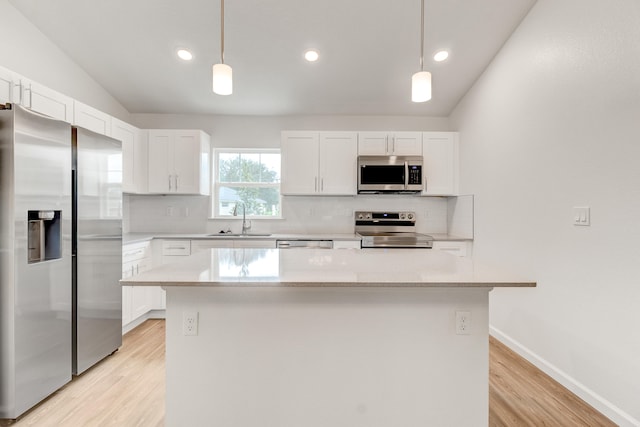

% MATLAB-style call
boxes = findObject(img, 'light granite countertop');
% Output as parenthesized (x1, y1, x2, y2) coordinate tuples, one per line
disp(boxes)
(123, 232, 471, 245)
(121, 247, 535, 288)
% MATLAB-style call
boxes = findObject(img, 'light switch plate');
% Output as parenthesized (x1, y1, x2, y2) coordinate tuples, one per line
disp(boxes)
(573, 207, 590, 226)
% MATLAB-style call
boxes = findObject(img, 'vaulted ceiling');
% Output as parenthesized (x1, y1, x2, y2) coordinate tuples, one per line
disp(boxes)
(10, 0, 536, 116)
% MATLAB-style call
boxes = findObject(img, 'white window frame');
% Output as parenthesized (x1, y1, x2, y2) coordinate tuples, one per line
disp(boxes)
(212, 148, 282, 219)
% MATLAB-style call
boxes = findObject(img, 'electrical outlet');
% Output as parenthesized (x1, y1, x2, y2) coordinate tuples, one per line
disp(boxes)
(455, 311, 471, 335)
(183, 311, 198, 336)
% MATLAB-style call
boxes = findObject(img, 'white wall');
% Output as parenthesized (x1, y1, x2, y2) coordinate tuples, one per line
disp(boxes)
(128, 113, 453, 235)
(0, 0, 130, 121)
(449, 0, 640, 424)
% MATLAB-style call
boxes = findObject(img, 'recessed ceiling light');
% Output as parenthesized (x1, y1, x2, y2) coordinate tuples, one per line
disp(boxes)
(177, 49, 193, 61)
(433, 50, 449, 62)
(304, 49, 319, 62)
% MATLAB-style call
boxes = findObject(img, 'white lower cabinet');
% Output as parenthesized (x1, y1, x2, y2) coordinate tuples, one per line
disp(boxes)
(122, 241, 153, 329)
(154, 240, 193, 309)
(432, 241, 470, 257)
(332, 240, 362, 249)
(192, 239, 276, 252)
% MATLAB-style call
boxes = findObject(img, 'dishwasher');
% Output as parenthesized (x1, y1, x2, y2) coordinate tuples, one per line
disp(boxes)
(276, 240, 333, 249)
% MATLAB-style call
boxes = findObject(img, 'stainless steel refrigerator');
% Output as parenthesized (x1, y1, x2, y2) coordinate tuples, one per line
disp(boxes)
(0, 105, 73, 419)
(72, 126, 123, 375)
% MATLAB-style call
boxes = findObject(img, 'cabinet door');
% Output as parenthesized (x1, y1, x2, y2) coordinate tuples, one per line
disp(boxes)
(233, 239, 276, 248)
(23, 81, 73, 123)
(112, 118, 143, 193)
(0, 66, 23, 105)
(73, 100, 111, 136)
(0, 66, 15, 104)
(358, 132, 388, 155)
(147, 130, 173, 193)
(422, 132, 459, 196)
(131, 286, 153, 319)
(122, 286, 133, 326)
(281, 131, 320, 195)
(319, 132, 357, 195)
(432, 241, 469, 257)
(173, 131, 202, 194)
(391, 132, 422, 156)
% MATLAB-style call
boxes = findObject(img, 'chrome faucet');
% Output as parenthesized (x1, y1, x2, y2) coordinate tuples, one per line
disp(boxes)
(233, 202, 251, 235)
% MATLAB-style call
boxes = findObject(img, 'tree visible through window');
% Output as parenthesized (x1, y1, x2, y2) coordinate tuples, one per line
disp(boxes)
(214, 150, 281, 217)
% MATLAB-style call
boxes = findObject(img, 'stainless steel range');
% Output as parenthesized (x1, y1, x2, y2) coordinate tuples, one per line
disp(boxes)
(355, 211, 433, 248)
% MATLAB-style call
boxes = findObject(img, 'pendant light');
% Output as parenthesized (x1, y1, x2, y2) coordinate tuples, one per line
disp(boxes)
(213, 0, 232, 95)
(412, 0, 431, 103)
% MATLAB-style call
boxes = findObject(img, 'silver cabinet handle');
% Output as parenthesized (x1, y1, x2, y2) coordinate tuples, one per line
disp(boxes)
(321, 178, 324, 192)
(391, 136, 395, 154)
(168, 175, 172, 190)
(315, 177, 318, 192)
(175, 174, 179, 191)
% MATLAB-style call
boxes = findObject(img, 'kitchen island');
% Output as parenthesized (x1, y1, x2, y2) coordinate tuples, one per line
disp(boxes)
(122, 248, 535, 427)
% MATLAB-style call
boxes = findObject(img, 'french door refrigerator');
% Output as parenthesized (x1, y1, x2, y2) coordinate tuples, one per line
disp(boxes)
(72, 126, 123, 375)
(0, 104, 72, 419)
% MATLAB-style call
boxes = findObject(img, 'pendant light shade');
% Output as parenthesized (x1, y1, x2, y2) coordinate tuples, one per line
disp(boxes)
(213, 63, 232, 95)
(412, 0, 431, 103)
(412, 71, 431, 102)
(213, 0, 232, 95)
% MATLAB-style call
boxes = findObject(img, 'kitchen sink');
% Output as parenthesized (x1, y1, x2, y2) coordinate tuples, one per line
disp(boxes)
(207, 233, 272, 237)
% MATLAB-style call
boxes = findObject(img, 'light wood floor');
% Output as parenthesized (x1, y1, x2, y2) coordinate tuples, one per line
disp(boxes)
(2, 320, 615, 426)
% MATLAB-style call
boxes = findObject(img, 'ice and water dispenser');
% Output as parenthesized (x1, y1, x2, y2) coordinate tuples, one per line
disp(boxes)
(27, 210, 62, 263)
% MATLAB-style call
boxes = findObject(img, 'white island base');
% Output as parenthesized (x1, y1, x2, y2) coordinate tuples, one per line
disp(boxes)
(166, 286, 490, 427)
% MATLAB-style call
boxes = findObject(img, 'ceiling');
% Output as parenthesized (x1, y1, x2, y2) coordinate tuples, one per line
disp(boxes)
(9, 0, 536, 116)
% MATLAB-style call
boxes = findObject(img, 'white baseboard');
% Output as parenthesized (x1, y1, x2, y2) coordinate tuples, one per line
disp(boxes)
(490, 326, 639, 427)
(122, 309, 166, 335)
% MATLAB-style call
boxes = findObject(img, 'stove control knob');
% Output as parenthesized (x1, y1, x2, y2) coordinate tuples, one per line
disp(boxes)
(407, 213, 414, 220)
(399, 213, 406, 220)
(366, 213, 372, 219)
(357, 213, 364, 219)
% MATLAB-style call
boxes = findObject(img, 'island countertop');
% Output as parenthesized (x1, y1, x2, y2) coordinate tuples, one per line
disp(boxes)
(120, 248, 535, 288)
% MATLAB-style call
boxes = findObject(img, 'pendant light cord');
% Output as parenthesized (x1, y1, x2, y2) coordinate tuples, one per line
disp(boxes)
(419, 0, 424, 71)
(220, 0, 225, 64)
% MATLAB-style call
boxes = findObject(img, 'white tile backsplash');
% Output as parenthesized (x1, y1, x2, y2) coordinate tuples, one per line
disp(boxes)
(126, 194, 454, 235)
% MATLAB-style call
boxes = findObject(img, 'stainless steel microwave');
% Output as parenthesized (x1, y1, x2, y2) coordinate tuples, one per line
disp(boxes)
(357, 156, 424, 193)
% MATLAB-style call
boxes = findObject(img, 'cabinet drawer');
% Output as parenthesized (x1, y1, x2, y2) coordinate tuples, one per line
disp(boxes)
(432, 241, 468, 257)
(123, 241, 151, 263)
(162, 240, 191, 256)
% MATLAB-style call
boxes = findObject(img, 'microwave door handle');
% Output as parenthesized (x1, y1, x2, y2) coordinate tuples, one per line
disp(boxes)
(404, 162, 409, 188)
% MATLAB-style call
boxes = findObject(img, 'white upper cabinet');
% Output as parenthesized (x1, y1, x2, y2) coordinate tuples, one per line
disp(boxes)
(0, 67, 73, 123)
(0, 66, 22, 105)
(23, 81, 73, 123)
(73, 100, 111, 136)
(281, 131, 357, 196)
(422, 132, 459, 196)
(358, 132, 422, 156)
(112, 118, 147, 193)
(147, 130, 211, 195)
(319, 132, 358, 195)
